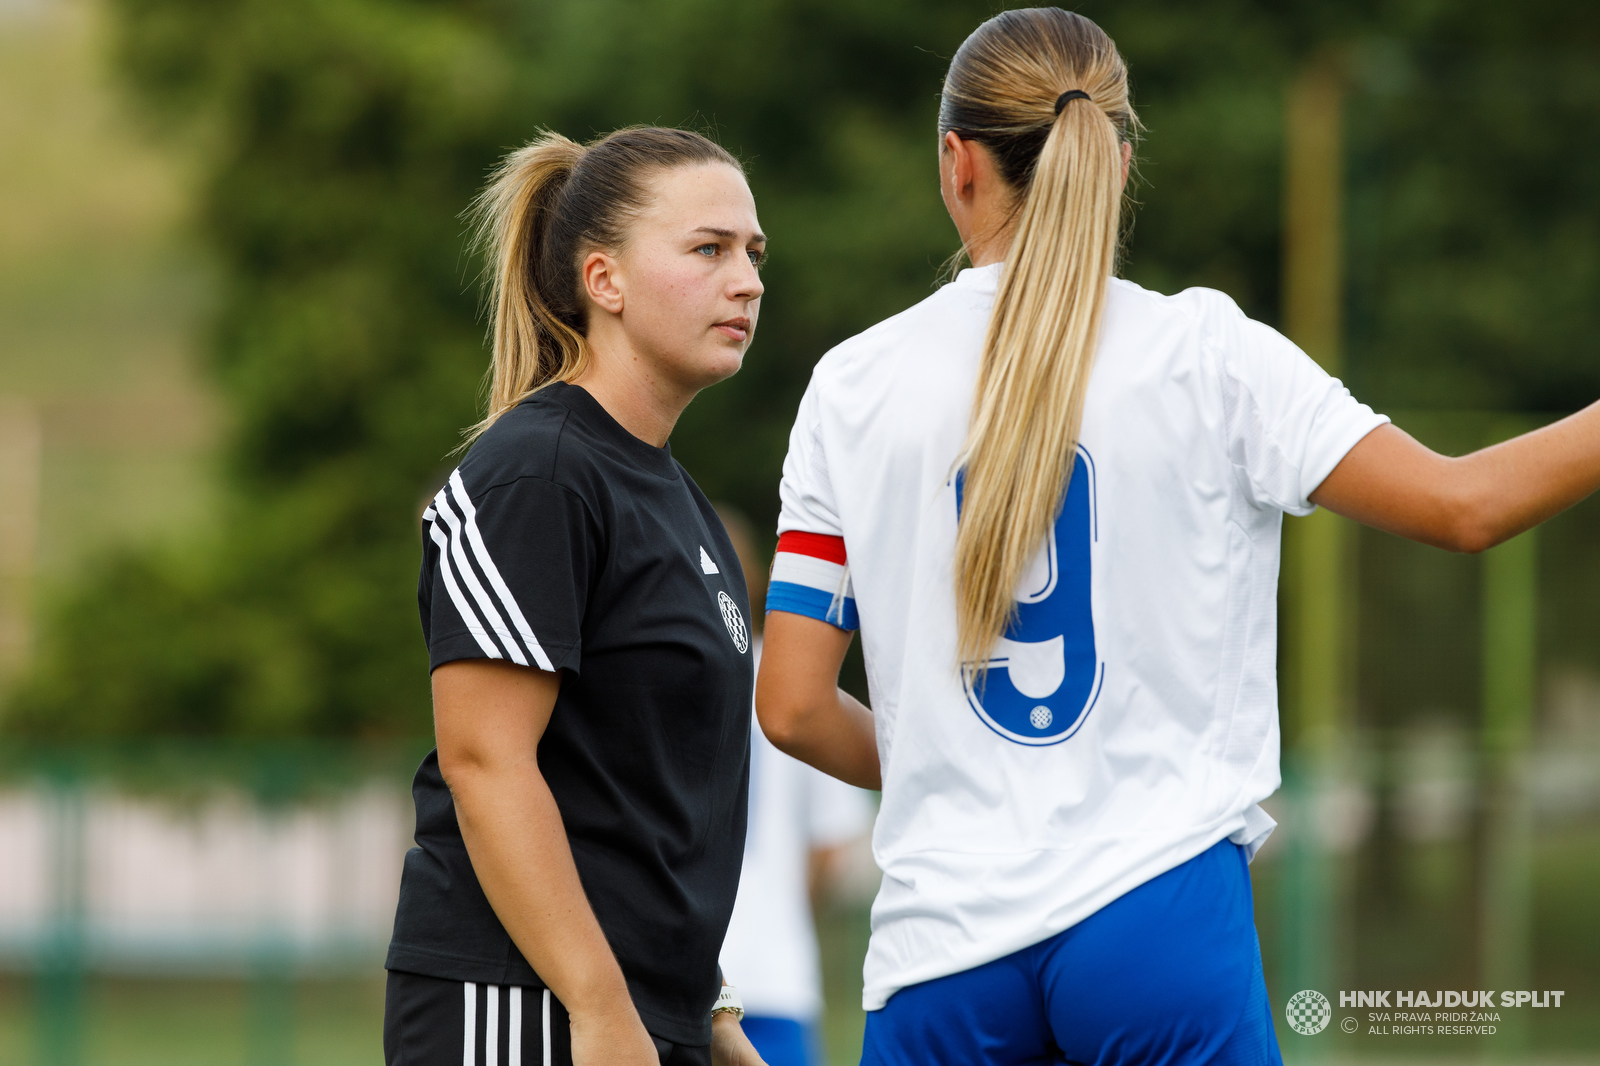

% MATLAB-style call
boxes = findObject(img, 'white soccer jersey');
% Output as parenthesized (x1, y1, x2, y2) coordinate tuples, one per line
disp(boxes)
(771, 263, 1388, 1010)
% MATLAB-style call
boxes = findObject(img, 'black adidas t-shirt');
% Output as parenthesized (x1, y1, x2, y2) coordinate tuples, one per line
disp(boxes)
(386, 382, 753, 1047)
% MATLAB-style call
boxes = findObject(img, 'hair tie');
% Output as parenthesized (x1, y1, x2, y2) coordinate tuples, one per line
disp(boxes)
(1054, 89, 1092, 115)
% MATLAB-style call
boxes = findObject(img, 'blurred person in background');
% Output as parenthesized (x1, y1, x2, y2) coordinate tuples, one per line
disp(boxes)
(758, 8, 1600, 1066)
(385, 127, 769, 1066)
(716, 507, 876, 1066)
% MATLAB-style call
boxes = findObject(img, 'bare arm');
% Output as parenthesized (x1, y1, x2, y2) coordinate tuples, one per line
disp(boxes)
(756, 611, 881, 790)
(432, 659, 656, 1066)
(1311, 402, 1600, 552)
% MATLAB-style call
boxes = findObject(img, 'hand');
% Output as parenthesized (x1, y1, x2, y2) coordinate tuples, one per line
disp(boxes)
(710, 1012, 770, 1066)
(568, 1001, 659, 1066)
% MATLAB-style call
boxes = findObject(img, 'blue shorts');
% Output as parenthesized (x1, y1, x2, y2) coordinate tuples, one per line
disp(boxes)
(861, 839, 1282, 1066)
(740, 1015, 820, 1066)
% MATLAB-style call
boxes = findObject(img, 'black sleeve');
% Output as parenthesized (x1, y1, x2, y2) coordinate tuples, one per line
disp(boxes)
(418, 472, 594, 674)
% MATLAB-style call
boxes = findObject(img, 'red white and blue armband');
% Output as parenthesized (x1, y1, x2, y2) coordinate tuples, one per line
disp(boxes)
(766, 531, 859, 632)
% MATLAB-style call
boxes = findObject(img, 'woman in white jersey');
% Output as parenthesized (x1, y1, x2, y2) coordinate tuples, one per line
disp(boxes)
(757, 9, 1600, 1066)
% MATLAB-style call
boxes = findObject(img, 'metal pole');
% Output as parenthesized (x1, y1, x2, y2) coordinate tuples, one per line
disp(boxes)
(249, 752, 297, 1066)
(38, 767, 85, 1066)
(1479, 494, 1536, 1060)
(1280, 51, 1347, 1061)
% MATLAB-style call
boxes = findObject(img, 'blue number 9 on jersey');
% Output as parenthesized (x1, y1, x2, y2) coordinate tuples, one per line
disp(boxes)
(956, 446, 1103, 746)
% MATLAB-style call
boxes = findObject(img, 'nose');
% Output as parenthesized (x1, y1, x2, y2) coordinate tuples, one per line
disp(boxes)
(731, 253, 764, 302)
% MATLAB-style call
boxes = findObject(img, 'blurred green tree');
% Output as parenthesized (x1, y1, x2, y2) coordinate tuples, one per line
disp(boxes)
(6, 0, 1599, 739)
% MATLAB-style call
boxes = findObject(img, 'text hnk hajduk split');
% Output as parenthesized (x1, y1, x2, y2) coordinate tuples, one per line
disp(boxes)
(1340, 990, 1565, 1009)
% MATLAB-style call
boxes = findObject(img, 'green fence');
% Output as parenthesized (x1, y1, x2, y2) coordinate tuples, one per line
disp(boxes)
(0, 742, 428, 1066)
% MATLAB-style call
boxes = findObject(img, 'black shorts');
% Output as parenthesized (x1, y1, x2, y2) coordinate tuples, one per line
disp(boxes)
(384, 970, 711, 1066)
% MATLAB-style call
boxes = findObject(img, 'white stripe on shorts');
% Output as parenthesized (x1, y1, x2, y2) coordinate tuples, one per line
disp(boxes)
(458, 981, 542, 1066)
(509, 987, 522, 1066)
(542, 989, 552, 1066)
(485, 984, 499, 1066)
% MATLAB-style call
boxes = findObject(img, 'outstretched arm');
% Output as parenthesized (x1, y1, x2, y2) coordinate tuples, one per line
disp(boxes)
(756, 611, 881, 790)
(1311, 402, 1600, 552)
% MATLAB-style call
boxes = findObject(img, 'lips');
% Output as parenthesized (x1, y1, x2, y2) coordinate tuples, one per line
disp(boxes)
(714, 317, 751, 342)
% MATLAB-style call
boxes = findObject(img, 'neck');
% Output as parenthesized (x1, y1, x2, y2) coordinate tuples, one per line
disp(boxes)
(951, 187, 1014, 268)
(570, 330, 692, 448)
(965, 224, 1013, 268)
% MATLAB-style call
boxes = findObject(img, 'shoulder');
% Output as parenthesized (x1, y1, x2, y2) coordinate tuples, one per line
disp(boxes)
(808, 278, 989, 395)
(1103, 279, 1285, 378)
(454, 388, 615, 512)
(454, 392, 570, 498)
(1106, 277, 1247, 333)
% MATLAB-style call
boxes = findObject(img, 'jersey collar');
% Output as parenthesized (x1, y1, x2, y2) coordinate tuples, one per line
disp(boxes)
(952, 262, 1003, 296)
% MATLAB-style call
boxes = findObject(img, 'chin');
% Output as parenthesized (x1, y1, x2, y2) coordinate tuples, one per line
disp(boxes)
(688, 345, 747, 388)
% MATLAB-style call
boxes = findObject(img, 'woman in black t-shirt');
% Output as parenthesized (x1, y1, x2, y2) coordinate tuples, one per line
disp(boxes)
(383, 128, 769, 1066)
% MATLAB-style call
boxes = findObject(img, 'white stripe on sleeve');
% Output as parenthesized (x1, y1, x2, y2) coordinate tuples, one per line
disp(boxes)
(463, 982, 477, 1066)
(430, 519, 503, 660)
(449, 470, 557, 672)
(434, 487, 528, 666)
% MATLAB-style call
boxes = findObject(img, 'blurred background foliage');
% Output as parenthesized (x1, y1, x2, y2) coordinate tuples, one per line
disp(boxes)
(4, 0, 1600, 742)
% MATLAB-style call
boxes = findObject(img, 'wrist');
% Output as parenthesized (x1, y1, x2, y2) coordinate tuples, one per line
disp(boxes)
(560, 974, 636, 1021)
(710, 983, 744, 1021)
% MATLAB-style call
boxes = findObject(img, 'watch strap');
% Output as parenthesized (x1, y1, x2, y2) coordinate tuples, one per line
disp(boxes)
(712, 984, 744, 1019)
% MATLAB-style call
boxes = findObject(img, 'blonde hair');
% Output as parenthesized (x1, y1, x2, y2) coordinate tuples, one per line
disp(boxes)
(941, 9, 1138, 669)
(465, 127, 741, 443)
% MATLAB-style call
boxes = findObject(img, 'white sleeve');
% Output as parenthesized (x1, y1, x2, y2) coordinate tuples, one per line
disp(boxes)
(805, 769, 875, 848)
(777, 377, 844, 538)
(1205, 291, 1389, 516)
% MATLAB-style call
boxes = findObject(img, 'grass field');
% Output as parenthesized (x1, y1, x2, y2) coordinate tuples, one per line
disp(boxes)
(0, 974, 384, 1066)
(0, 905, 870, 1066)
(2, 872, 1591, 1066)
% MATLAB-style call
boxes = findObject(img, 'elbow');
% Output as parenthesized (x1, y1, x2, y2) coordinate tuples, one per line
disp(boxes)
(1449, 522, 1498, 555)
(755, 698, 800, 754)
(755, 688, 813, 758)
(1439, 487, 1502, 554)
(435, 745, 478, 793)
(436, 741, 510, 796)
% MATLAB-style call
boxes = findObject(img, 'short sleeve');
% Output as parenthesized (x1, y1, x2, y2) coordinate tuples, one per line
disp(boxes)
(769, 380, 858, 630)
(1206, 292, 1389, 515)
(805, 770, 875, 849)
(418, 469, 593, 674)
(776, 379, 843, 539)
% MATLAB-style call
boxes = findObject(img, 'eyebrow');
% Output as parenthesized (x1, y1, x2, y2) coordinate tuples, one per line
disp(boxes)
(693, 226, 767, 243)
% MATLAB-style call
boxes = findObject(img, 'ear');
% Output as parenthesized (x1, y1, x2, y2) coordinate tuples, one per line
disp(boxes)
(943, 131, 977, 203)
(580, 249, 625, 316)
(1120, 141, 1133, 190)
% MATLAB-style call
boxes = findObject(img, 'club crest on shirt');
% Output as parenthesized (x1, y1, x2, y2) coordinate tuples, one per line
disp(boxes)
(956, 445, 1104, 746)
(718, 591, 749, 654)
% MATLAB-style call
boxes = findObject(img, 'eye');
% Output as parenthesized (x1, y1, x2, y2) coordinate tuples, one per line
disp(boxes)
(695, 243, 719, 257)
(748, 248, 767, 268)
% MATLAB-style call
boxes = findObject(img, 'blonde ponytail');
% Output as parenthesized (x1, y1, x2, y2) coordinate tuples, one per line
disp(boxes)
(941, 9, 1138, 669)
(464, 126, 742, 444)
(466, 131, 588, 442)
